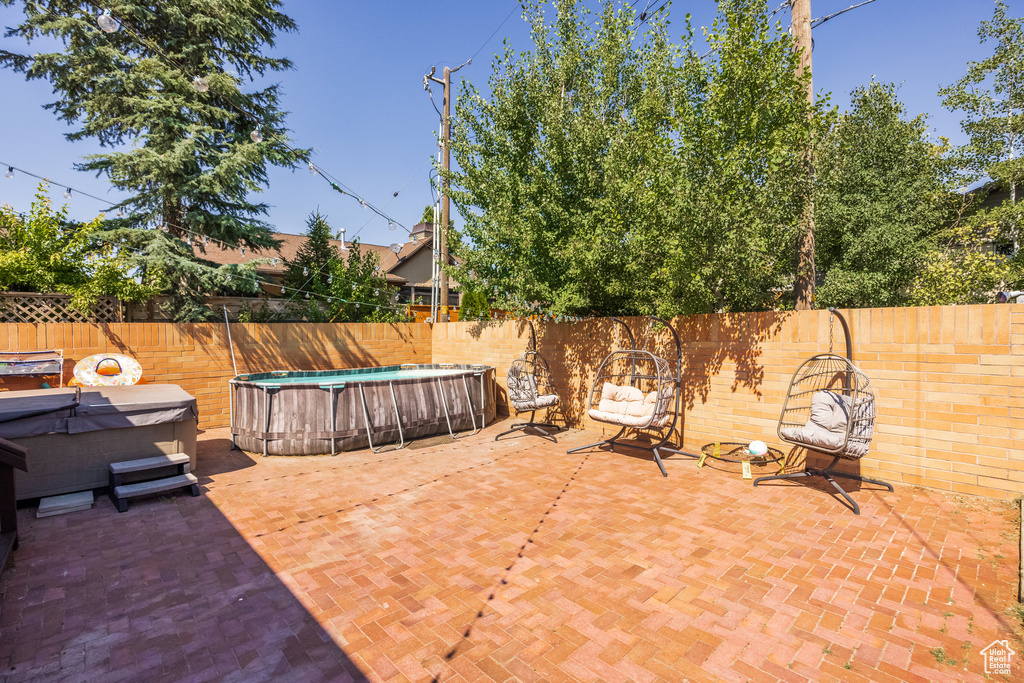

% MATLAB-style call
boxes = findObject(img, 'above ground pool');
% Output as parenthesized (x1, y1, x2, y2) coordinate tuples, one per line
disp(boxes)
(229, 363, 496, 455)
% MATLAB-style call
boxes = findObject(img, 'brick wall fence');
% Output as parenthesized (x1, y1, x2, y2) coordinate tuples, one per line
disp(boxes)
(434, 305, 1024, 502)
(1, 303, 1022, 500)
(0, 322, 431, 429)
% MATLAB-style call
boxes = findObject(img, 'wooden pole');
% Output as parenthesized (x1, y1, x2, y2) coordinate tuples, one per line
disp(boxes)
(439, 66, 452, 322)
(791, 0, 816, 310)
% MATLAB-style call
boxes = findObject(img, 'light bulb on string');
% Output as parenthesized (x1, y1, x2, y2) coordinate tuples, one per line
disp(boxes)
(239, 247, 245, 256)
(272, 258, 278, 267)
(116, 210, 124, 218)
(303, 267, 308, 277)
(250, 128, 263, 143)
(4, 167, 12, 179)
(97, 10, 119, 33)
(204, 235, 209, 244)
(308, 163, 317, 176)
(328, 275, 333, 284)
(388, 221, 396, 231)
(192, 76, 209, 92)
(304, 292, 310, 299)
(63, 188, 72, 199)
(359, 199, 368, 210)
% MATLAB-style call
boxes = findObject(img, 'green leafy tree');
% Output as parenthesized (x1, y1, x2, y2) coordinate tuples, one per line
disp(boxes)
(448, 0, 823, 316)
(0, 183, 159, 311)
(910, 207, 1012, 305)
(660, 0, 827, 315)
(0, 0, 309, 320)
(814, 82, 953, 308)
(325, 241, 402, 323)
(940, 0, 1024, 251)
(459, 289, 491, 321)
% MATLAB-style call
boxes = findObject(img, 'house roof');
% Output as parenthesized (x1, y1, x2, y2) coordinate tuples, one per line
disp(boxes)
(193, 233, 407, 285)
(193, 225, 459, 289)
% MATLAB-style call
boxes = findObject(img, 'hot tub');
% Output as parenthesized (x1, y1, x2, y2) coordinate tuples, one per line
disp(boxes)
(0, 385, 198, 500)
(230, 363, 496, 455)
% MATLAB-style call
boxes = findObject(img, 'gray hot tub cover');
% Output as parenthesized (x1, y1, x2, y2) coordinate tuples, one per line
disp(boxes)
(0, 384, 198, 439)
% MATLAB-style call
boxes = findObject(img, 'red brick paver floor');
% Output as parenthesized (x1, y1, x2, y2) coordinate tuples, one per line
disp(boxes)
(0, 421, 1020, 682)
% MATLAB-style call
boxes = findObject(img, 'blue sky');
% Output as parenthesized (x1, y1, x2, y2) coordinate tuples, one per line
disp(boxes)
(0, 0, 1010, 247)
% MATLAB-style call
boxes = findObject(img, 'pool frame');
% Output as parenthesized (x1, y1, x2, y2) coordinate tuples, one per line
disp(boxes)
(229, 363, 496, 455)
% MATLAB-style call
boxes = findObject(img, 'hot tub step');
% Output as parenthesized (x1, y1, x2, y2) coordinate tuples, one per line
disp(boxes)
(109, 453, 190, 489)
(111, 473, 199, 513)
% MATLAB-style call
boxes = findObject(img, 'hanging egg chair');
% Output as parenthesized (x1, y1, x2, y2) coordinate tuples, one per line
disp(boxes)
(754, 308, 892, 515)
(569, 316, 693, 477)
(494, 320, 561, 443)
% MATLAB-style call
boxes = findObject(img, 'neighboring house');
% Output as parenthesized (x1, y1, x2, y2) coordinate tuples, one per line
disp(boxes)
(194, 221, 461, 305)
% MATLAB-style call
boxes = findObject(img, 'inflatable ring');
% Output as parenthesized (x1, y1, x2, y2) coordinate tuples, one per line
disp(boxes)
(73, 353, 143, 387)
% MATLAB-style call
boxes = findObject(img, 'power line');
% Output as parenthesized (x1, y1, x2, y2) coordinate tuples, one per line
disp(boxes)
(812, 0, 881, 29)
(467, 4, 520, 65)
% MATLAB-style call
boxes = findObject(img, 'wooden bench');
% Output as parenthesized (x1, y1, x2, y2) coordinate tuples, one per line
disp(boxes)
(108, 453, 199, 512)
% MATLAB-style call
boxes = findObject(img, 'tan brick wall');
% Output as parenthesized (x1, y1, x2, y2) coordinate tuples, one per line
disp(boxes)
(3, 305, 1022, 500)
(0, 322, 432, 429)
(433, 305, 1024, 501)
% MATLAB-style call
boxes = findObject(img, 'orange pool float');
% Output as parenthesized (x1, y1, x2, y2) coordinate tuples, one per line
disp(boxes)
(73, 353, 144, 387)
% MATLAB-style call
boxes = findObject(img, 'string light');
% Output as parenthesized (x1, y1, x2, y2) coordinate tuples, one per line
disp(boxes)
(63, 188, 72, 199)
(303, 267, 308, 276)
(250, 129, 263, 143)
(308, 163, 317, 175)
(192, 76, 209, 92)
(96, 10, 119, 33)
(4, 167, 12, 179)
(1, 159, 416, 319)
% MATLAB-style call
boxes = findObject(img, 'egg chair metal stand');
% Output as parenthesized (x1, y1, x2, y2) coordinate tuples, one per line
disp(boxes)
(753, 308, 892, 515)
(495, 320, 561, 443)
(567, 316, 695, 477)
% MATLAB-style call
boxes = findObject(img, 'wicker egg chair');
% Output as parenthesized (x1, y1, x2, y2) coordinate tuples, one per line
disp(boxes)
(568, 316, 694, 477)
(494, 320, 562, 443)
(753, 308, 892, 515)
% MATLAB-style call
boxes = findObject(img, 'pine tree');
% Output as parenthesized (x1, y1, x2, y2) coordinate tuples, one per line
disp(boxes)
(0, 1, 309, 320)
(283, 210, 339, 298)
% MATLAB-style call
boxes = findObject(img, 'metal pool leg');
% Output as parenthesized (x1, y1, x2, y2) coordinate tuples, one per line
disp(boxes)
(462, 375, 479, 435)
(228, 382, 236, 450)
(436, 377, 456, 439)
(328, 386, 336, 456)
(358, 384, 381, 453)
(261, 386, 270, 457)
(388, 381, 405, 449)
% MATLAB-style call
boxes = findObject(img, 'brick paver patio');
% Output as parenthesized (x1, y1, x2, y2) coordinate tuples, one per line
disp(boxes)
(0, 420, 1020, 682)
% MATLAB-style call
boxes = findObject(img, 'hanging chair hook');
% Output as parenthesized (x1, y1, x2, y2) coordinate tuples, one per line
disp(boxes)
(611, 317, 635, 350)
(826, 307, 853, 363)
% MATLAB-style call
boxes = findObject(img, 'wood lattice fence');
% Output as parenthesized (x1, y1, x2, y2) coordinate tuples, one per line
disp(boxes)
(0, 293, 123, 323)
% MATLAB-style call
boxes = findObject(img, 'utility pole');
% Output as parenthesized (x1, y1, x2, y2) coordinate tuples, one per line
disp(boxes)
(425, 61, 469, 322)
(791, 0, 815, 311)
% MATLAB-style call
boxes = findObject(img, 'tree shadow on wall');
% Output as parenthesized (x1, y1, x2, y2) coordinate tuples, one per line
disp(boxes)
(529, 312, 788, 446)
(212, 321, 423, 376)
